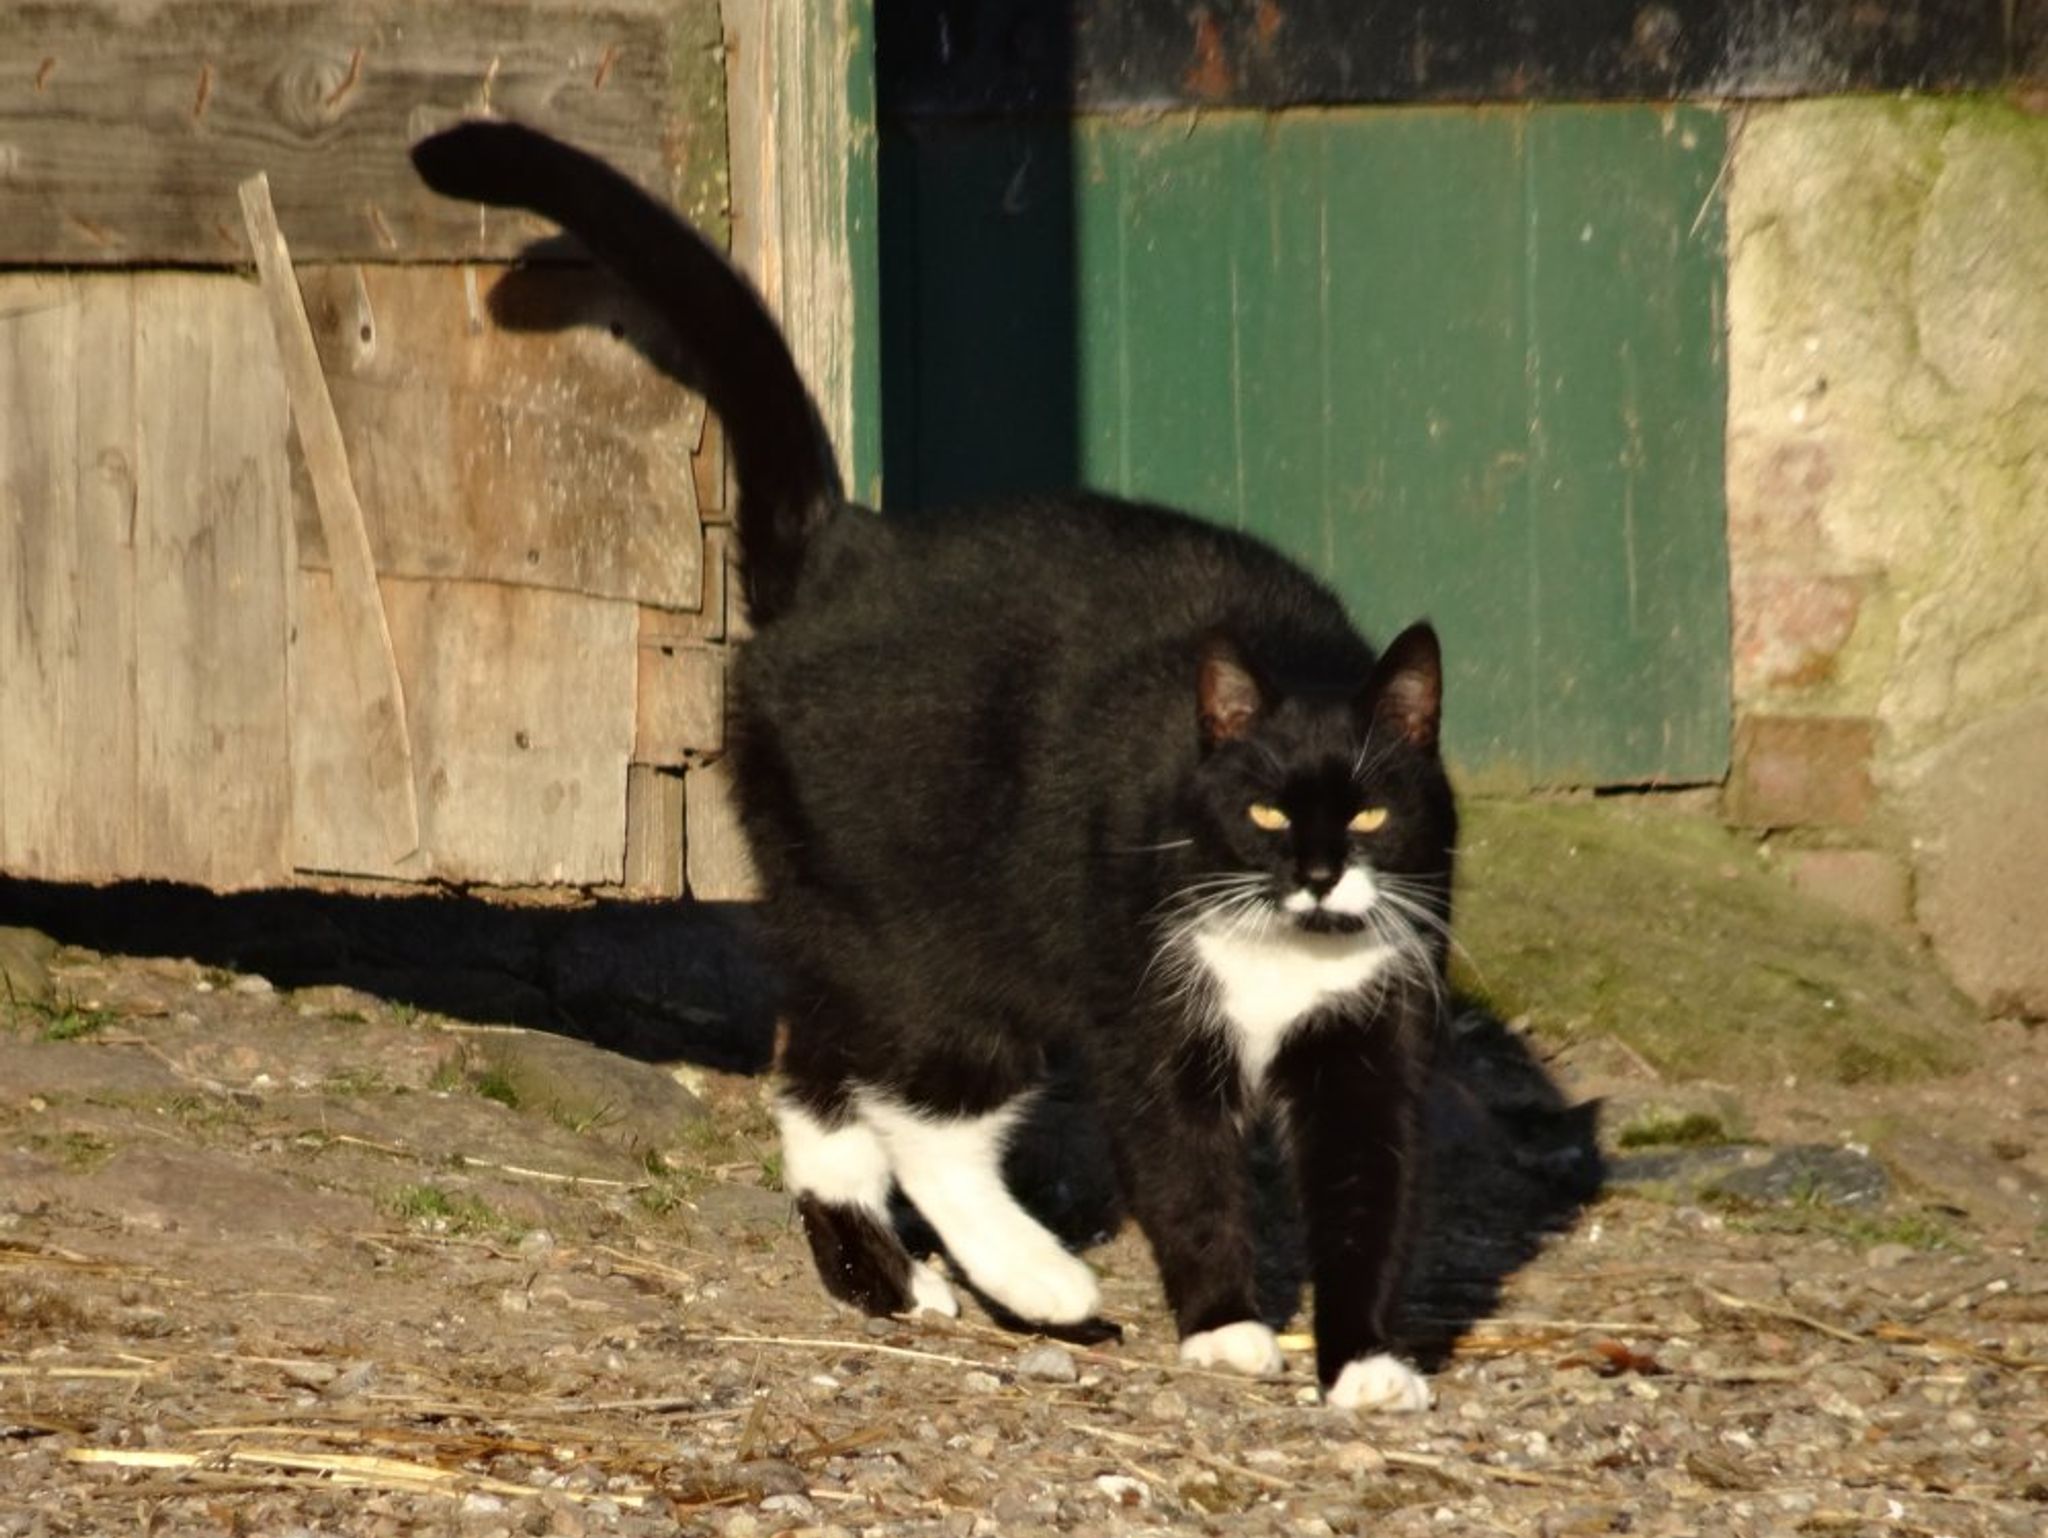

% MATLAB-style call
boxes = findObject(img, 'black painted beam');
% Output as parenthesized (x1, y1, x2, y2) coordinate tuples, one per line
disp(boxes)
(879, 1, 2041, 114)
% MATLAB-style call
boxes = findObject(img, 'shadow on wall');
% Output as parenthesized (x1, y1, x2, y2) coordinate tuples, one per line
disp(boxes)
(0, 877, 780, 1072)
(876, 0, 1081, 512)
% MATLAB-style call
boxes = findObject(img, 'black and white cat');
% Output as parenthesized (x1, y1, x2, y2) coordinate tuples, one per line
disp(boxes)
(414, 123, 1457, 1412)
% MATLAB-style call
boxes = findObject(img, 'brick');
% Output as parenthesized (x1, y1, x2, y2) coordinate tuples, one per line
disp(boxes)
(1725, 715, 1876, 829)
(1730, 568, 1867, 694)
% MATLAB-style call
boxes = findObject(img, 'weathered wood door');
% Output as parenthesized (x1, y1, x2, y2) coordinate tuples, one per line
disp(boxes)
(0, 0, 739, 893)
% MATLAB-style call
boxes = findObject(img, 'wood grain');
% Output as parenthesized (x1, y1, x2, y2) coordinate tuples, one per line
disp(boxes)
(723, 0, 868, 497)
(624, 764, 685, 897)
(131, 274, 295, 888)
(684, 757, 759, 902)
(0, 276, 141, 880)
(0, 0, 727, 264)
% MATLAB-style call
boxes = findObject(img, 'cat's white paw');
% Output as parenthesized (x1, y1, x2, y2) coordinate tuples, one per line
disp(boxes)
(906, 1260, 959, 1318)
(980, 1246, 1100, 1325)
(1325, 1353, 1432, 1413)
(1178, 1320, 1284, 1377)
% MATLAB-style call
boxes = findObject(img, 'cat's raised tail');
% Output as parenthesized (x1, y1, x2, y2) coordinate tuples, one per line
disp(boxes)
(411, 120, 842, 625)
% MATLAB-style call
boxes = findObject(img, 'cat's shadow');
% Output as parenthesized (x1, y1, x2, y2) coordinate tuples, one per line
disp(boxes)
(1, 875, 1598, 1362)
(978, 1004, 1603, 1367)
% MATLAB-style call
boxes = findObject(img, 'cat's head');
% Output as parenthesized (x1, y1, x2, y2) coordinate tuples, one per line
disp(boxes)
(1177, 622, 1454, 944)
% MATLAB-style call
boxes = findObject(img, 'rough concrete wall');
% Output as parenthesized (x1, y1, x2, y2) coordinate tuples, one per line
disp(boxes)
(1725, 98, 2048, 1017)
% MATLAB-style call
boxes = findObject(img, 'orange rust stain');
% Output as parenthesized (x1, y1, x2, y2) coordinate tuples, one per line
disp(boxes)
(1253, 1, 1285, 51)
(193, 62, 212, 120)
(594, 42, 621, 91)
(324, 46, 364, 109)
(35, 57, 55, 91)
(67, 214, 115, 248)
(1183, 8, 1233, 100)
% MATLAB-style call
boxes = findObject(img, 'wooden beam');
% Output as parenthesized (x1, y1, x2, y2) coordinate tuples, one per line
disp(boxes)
(241, 172, 420, 865)
(723, 0, 878, 500)
(0, 0, 727, 265)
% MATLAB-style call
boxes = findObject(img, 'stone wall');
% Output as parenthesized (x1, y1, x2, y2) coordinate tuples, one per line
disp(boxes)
(1725, 98, 2048, 1017)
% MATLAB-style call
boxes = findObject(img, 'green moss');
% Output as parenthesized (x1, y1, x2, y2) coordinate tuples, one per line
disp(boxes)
(31, 1130, 115, 1171)
(381, 1182, 519, 1240)
(1453, 799, 1976, 1085)
(428, 1047, 522, 1110)
(1614, 1109, 1734, 1150)
(8, 992, 117, 1043)
(1704, 1186, 1965, 1254)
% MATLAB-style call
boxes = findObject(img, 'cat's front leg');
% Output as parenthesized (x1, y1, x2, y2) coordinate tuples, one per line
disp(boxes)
(1268, 1006, 1433, 1412)
(1101, 1041, 1278, 1378)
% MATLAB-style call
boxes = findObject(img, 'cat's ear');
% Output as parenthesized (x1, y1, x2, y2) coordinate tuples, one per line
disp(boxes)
(1362, 621, 1443, 750)
(1198, 634, 1265, 745)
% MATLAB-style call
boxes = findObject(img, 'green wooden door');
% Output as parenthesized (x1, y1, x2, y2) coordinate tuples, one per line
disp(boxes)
(879, 106, 1730, 789)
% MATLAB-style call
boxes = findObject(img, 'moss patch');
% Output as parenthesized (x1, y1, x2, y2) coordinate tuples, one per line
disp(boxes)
(1452, 799, 1975, 1085)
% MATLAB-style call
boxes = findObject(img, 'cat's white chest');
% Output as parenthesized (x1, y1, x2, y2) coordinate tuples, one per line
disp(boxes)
(1190, 926, 1396, 1088)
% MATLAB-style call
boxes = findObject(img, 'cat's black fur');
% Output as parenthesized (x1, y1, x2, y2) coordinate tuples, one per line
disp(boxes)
(413, 122, 1457, 1400)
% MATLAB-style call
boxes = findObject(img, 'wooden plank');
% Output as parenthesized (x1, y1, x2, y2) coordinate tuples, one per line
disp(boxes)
(242, 174, 420, 863)
(723, 0, 877, 499)
(291, 263, 703, 607)
(132, 274, 294, 888)
(624, 764, 685, 897)
(693, 417, 728, 525)
(1523, 108, 1730, 783)
(292, 574, 636, 885)
(1309, 112, 1537, 786)
(634, 641, 725, 763)
(638, 525, 730, 645)
(0, 0, 727, 265)
(684, 758, 760, 902)
(0, 275, 139, 880)
(57, 280, 144, 876)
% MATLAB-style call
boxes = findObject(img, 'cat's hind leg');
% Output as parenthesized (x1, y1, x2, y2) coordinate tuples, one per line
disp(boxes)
(859, 1092, 1100, 1326)
(775, 1093, 958, 1318)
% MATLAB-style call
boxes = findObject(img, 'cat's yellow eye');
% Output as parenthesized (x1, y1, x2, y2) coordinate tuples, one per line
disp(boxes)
(1247, 803, 1290, 832)
(1348, 807, 1390, 834)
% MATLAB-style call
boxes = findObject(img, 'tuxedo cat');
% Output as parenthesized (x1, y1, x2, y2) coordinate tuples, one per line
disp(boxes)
(414, 122, 1457, 1412)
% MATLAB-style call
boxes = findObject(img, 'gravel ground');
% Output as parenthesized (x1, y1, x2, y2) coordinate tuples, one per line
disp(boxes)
(2, 923, 2044, 1537)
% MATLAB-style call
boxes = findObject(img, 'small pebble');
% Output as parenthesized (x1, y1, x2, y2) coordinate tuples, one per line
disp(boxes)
(1335, 1441, 1384, 1482)
(961, 1370, 1002, 1394)
(1094, 1475, 1149, 1507)
(1865, 1242, 1915, 1269)
(1145, 1388, 1189, 1420)
(1015, 1344, 1077, 1383)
